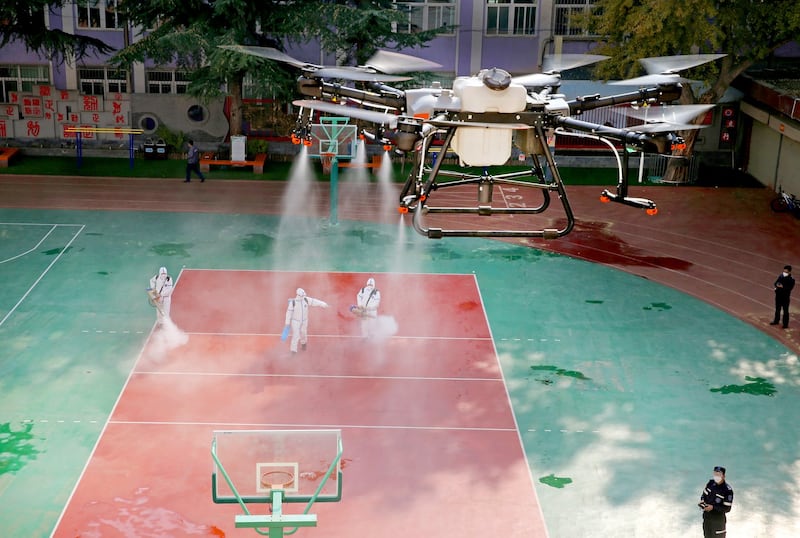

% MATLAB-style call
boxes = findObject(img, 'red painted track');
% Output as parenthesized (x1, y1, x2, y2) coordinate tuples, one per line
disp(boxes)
(52, 271, 547, 537)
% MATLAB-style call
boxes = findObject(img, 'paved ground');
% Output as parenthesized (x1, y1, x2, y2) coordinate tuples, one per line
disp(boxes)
(1, 172, 798, 537)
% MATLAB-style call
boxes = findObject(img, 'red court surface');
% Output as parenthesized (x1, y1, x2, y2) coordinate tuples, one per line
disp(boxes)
(52, 270, 548, 537)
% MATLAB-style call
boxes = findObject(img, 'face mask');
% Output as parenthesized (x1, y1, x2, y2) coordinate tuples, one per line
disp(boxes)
(783, 272, 790, 277)
(713, 475, 723, 484)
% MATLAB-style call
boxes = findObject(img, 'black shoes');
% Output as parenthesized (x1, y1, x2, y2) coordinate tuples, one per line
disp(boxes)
(301, 343, 307, 351)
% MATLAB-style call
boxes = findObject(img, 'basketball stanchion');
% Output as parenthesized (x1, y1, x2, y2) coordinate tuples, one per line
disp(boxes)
(211, 429, 343, 537)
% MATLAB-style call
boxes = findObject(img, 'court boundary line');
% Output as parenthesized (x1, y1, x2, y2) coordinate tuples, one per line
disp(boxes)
(134, 371, 503, 383)
(0, 223, 85, 328)
(473, 272, 551, 538)
(107, 419, 517, 432)
(182, 331, 492, 341)
(181, 267, 474, 277)
(0, 225, 57, 264)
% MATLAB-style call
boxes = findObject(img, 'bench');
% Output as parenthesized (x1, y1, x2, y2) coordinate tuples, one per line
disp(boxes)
(0, 147, 21, 168)
(200, 153, 267, 174)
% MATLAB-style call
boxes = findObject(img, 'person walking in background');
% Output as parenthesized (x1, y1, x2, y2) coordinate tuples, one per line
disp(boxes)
(699, 466, 733, 538)
(771, 265, 795, 328)
(184, 139, 205, 183)
(283, 288, 329, 354)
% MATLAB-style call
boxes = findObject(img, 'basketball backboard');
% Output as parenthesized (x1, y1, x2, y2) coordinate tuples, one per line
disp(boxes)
(308, 118, 357, 159)
(212, 429, 343, 505)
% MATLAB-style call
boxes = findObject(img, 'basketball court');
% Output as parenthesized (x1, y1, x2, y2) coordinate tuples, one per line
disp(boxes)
(1, 170, 799, 537)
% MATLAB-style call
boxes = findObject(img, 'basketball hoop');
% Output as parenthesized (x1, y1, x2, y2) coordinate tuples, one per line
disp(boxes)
(260, 470, 295, 491)
(321, 152, 335, 175)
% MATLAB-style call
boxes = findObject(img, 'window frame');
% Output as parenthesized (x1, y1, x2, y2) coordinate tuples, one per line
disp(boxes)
(394, 0, 457, 35)
(76, 0, 123, 30)
(78, 66, 128, 96)
(485, 0, 537, 37)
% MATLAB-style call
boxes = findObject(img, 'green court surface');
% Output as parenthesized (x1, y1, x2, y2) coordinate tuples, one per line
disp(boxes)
(0, 208, 798, 537)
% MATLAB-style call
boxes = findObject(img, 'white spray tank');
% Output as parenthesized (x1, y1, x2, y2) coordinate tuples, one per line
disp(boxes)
(450, 68, 527, 167)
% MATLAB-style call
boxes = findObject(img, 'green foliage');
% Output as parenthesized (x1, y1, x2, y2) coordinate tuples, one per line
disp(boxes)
(0, 1, 114, 64)
(246, 139, 269, 158)
(155, 126, 188, 154)
(584, 0, 800, 96)
(313, 1, 442, 66)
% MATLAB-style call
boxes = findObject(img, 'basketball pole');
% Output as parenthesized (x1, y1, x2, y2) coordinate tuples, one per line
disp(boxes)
(330, 155, 339, 226)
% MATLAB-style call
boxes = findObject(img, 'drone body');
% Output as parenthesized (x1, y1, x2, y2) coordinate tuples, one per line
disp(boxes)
(221, 45, 724, 238)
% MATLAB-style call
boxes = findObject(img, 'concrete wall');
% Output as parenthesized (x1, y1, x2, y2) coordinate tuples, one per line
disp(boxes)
(131, 94, 229, 149)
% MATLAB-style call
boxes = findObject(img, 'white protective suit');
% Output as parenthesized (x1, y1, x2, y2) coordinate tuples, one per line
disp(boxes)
(356, 278, 381, 337)
(284, 288, 328, 353)
(149, 266, 174, 324)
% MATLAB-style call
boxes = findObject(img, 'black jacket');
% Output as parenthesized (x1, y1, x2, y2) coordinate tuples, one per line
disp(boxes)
(701, 479, 734, 515)
(774, 273, 795, 299)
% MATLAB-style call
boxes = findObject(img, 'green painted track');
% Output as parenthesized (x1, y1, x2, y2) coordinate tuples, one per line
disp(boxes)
(0, 209, 797, 537)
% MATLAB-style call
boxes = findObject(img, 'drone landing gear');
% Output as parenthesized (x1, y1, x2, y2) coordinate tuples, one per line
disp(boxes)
(599, 142, 658, 215)
(400, 126, 576, 238)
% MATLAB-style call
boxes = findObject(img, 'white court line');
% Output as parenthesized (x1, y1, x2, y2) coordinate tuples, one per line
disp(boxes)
(135, 371, 503, 383)
(0, 224, 85, 328)
(108, 419, 517, 432)
(474, 273, 551, 537)
(184, 331, 492, 341)
(0, 222, 84, 227)
(0, 225, 57, 264)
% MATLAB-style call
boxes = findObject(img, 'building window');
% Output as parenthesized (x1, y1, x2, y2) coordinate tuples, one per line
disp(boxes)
(78, 67, 127, 95)
(554, 0, 595, 36)
(486, 0, 536, 36)
(0, 65, 50, 102)
(395, 1, 457, 34)
(77, 0, 122, 30)
(146, 70, 190, 94)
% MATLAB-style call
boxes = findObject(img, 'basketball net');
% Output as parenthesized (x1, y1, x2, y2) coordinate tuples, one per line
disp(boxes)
(321, 152, 335, 175)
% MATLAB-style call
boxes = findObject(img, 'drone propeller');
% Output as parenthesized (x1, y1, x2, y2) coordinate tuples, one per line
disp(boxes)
(620, 103, 715, 124)
(639, 54, 727, 76)
(221, 45, 440, 82)
(611, 53, 726, 86)
(218, 45, 314, 69)
(513, 54, 609, 88)
(542, 54, 610, 74)
(292, 99, 399, 128)
(627, 122, 705, 133)
(313, 67, 412, 82)
(364, 50, 442, 74)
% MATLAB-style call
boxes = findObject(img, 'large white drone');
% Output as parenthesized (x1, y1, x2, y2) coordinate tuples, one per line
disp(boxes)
(222, 45, 725, 238)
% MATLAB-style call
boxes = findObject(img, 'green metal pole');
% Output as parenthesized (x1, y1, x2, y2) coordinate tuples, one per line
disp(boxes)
(330, 156, 339, 226)
(270, 490, 284, 538)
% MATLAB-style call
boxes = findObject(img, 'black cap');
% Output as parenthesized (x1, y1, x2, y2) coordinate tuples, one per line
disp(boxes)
(714, 466, 726, 475)
(785, 265, 792, 272)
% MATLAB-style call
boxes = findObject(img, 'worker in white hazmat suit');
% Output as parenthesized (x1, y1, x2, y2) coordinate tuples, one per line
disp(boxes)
(355, 277, 381, 338)
(148, 266, 174, 325)
(283, 288, 329, 354)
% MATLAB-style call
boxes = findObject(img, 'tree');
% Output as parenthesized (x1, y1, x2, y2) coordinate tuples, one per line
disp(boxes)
(112, 0, 439, 137)
(0, 0, 114, 64)
(583, 0, 800, 179)
(315, 0, 440, 66)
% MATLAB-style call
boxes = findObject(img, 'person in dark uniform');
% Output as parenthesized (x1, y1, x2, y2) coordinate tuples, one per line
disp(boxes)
(699, 465, 733, 537)
(771, 265, 795, 328)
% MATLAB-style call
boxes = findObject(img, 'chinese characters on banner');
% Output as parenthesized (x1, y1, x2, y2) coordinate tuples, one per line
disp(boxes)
(718, 105, 738, 150)
(0, 86, 130, 140)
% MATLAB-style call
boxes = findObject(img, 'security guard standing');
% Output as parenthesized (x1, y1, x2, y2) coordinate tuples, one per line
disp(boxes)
(699, 465, 734, 537)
